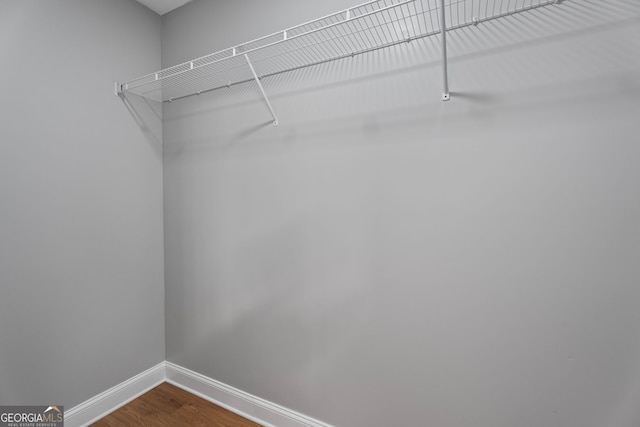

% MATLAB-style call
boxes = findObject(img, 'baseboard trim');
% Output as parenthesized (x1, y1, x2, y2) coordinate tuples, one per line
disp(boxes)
(164, 362, 332, 427)
(64, 362, 166, 427)
(64, 361, 332, 427)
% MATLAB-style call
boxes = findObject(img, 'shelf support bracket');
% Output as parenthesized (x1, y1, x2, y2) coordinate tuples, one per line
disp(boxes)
(440, 0, 450, 101)
(244, 54, 279, 126)
(115, 82, 124, 99)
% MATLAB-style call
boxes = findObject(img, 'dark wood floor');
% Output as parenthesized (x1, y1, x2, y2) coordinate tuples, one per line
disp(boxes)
(91, 382, 262, 427)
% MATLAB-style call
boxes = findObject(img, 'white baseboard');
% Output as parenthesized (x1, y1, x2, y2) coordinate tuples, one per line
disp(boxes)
(165, 362, 333, 427)
(64, 361, 333, 427)
(64, 362, 166, 427)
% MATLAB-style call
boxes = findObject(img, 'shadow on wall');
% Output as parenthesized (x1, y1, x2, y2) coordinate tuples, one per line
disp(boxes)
(158, 0, 640, 155)
(120, 93, 163, 155)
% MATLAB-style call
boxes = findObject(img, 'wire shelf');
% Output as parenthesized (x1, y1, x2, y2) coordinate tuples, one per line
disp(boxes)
(117, 0, 558, 103)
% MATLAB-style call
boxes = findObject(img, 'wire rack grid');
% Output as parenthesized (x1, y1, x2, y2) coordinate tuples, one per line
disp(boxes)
(117, 0, 559, 103)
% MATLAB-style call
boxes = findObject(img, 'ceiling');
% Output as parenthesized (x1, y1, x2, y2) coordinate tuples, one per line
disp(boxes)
(135, 0, 193, 15)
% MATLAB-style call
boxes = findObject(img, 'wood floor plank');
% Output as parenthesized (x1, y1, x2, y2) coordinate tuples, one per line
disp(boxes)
(91, 382, 262, 427)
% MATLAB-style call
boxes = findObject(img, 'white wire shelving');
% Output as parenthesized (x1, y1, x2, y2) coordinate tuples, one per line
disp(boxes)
(116, 0, 561, 124)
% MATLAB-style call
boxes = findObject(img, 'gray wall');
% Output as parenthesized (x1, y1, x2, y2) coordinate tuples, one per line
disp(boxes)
(161, 1, 640, 426)
(0, 0, 165, 408)
(162, 0, 640, 426)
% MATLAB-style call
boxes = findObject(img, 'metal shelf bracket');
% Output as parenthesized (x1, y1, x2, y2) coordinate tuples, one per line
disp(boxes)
(440, 0, 450, 102)
(245, 54, 279, 126)
(115, 82, 124, 99)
